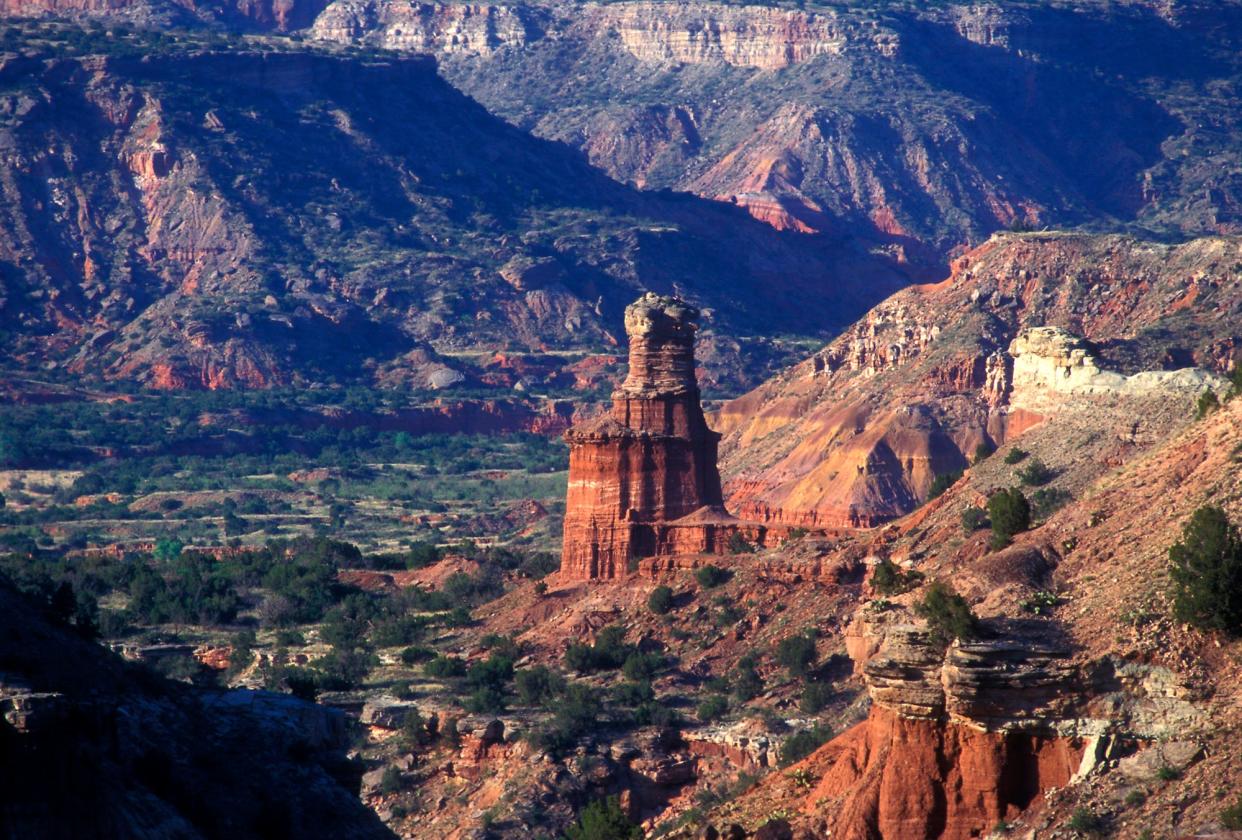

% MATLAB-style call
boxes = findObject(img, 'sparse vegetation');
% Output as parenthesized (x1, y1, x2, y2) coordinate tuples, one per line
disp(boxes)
(694, 564, 730, 589)
(1016, 458, 1055, 486)
(775, 630, 818, 678)
(973, 441, 996, 463)
(1197, 388, 1221, 419)
(696, 694, 729, 723)
(727, 531, 757, 554)
(1019, 590, 1060, 615)
(915, 582, 979, 649)
(926, 470, 963, 502)
(779, 725, 834, 766)
(647, 585, 674, 615)
(564, 625, 635, 673)
(987, 488, 1032, 549)
(1221, 796, 1242, 830)
(1168, 506, 1242, 634)
(732, 655, 764, 702)
(799, 681, 833, 714)
(961, 505, 989, 532)
(564, 796, 642, 840)
(871, 557, 924, 595)
(1003, 448, 1028, 465)
(1067, 806, 1106, 835)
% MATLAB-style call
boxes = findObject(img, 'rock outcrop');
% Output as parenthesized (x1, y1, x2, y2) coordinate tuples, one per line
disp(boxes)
(719, 233, 1242, 530)
(1008, 325, 1223, 415)
(310, 1, 539, 55)
(561, 293, 763, 581)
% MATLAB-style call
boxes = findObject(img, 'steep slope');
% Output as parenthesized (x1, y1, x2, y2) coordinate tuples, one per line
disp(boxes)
(0, 579, 393, 838)
(0, 27, 905, 392)
(667, 387, 1242, 840)
(308, 0, 1242, 273)
(716, 232, 1241, 528)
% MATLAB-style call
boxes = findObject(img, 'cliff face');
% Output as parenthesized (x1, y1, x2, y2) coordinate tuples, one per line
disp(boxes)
(0, 582, 391, 838)
(561, 293, 740, 581)
(311, 0, 1242, 275)
(598, 3, 863, 70)
(718, 233, 1241, 529)
(310, 1, 540, 54)
(0, 34, 904, 392)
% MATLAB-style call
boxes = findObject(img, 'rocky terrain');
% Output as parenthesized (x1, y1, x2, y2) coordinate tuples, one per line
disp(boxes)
(0, 23, 903, 394)
(0, 2, 1240, 839)
(0, 578, 391, 838)
(306, 0, 1242, 274)
(717, 232, 1241, 529)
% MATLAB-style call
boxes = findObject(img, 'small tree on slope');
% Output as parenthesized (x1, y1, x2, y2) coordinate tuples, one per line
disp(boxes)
(1169, 505, 1242, 635)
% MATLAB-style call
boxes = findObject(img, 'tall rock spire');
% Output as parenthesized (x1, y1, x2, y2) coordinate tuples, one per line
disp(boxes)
(560, 293, 728, 581)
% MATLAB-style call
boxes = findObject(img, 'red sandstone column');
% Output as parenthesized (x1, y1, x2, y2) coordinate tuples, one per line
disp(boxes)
(560, 293, 725, 581)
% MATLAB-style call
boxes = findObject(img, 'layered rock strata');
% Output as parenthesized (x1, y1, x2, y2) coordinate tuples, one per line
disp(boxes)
(561, 293, 760, 581)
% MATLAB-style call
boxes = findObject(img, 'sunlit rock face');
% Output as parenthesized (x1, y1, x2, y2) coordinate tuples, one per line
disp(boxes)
(560, 292, 737, 581)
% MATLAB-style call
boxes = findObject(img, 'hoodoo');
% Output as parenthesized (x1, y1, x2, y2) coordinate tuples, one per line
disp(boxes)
(560, 293, 760, 580)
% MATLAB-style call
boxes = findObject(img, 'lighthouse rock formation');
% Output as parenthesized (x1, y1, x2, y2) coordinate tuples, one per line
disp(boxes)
(560, 293, 760, 581)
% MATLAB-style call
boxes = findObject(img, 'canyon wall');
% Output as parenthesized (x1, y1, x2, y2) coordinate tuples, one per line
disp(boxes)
(718, 234, 1242, 530)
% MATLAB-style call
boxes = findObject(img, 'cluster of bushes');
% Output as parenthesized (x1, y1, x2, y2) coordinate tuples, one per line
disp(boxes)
(870, 557, 924, 595)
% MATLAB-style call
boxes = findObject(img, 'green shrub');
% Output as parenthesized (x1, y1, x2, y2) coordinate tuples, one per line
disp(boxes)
(695, 564, 730, 588)
(612, 680, 655, 707)
(1067, 807, 1106, 835)
(1031, 486, 1072, 518)
(732, 656, 763, 702)
(1123, 789, 1145, 807)
(915, 582, 979, 649)
(775, 630, 818, 678)
(399, 645, 434, 665)
(961, 505, 989, 532)
(696, 694, 729, 723)
(1155, 765, 1180, 781)
(1197, 388, 1221, 419)
(799, 681, 832, 714)
(564, 796, 642, 840)
(564, 625, 632, 673)
(379, 766, 402, 794)
(621, 651, 663, 682)
(926, 470, 963, 502)
(1168, 506, 1242, 634)
(1221, 796, 1242, 830)
(534, 682, 601, 755)
(632, 699, 680, 728)
(1019, 591, 1060, 615)
(727, 532, 756, 554)
(515, 664, 562, 705)
(465, 685, 507, 713)
(423, 655, 467, 678)
(779, 725, 833, 766)
(1017, 458, 1055, 486)
(314, 647, 377, 690)
(973, 442, 996, 463)
(785, 527, 809, 543)
(1003, 448, 1028, 465)
(871, 557, 924, 595)
(987, 488, 1031, 549)
(647, 585, 674, 615)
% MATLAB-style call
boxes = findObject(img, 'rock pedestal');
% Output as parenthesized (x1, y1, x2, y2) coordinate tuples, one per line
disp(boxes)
(560, 293, 738, 581)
